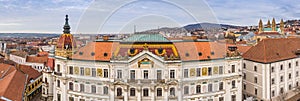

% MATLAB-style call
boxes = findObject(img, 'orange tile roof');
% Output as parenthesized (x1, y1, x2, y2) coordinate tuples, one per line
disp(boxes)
(236, 45, 252, 55)
(19, 65, 42, 83)
(243, 38, 300, 63)
(71, 41, 116, 61)
(0, 64, 26, 101)
(174, 41, 225, 61)
(26, 56, 48, 64)
(47, 58, 55, 70)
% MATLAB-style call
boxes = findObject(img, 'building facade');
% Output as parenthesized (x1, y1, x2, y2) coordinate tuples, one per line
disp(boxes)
(243, 38, 300, 101)
(42, 15, 243, 101)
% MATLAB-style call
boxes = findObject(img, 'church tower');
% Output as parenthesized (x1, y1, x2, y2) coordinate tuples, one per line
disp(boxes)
(258, 19, 263, 33)
(267, 19, 271, 28)
(55, 15, 77, 58)
(280, 19, 284, 34)
(271, 18, 276, 31)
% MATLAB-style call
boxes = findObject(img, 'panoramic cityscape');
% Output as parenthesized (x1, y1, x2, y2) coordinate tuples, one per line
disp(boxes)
(0, 0, 300, 101)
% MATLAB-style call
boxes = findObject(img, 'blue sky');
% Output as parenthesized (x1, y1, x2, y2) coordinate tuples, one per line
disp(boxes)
(0, 0, 299, 33)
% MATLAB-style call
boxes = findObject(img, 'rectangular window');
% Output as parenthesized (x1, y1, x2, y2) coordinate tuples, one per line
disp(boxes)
(297, 71, 299, 77)
(297, 61, 299, 66)
(243, 84, 246, 90)
(208, 84, 212, 92)
(254, 77, 257, 83)
(219, 82, 223, 90)
(143, 89, 149, 96)
(57, 64, 60, 72)
(104, 69, 108, 78)
(92, 68, 96, 77)
(255, 88, 257, 95)
(80, 84, 84, 92)
(231, 65, 235, 73)
(196, 68, 201, 76)
(232, 80, 236, 88)
(80, 67, 84, 76)
(57, 94, 61, 101)
(219, 66, 223, 74)
(243, 73, 246, 79)
(91, 85, 96, 93)
(272, 78, 275, 84)
(157, 88, 162, 96)
(280, 76, 284, 82)
(157, 70, 162, 80)
(272, 90, 275, 97)
(144, 70, 148, 79)
(170, 70, 175, 79)
(130, 70, 135, 79)
(184, 69, 188, 78)
(117, 70, 122, 78)
(69, 66, 73, 74)
(231, 95, 236, 101)
(208, 67, 212, 75)
(219, 97, 224, 101)
(69, 97, 74, 101)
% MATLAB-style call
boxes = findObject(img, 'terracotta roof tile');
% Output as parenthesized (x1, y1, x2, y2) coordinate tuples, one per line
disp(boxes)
(18, 65, 42, 83)
(26, 56, 48, 64)
(71, 42, 116, 61)
(0, 64, 26, 101)
(243, 38, 300, 63)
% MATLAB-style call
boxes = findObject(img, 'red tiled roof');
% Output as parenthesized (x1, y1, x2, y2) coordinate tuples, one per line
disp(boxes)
(243, 38, 300, 63)
(19, 65, 42, 83)
(26, 56, 48, 64)
(71, 42, 116, 61)
(0, 64, 26, 101)
(47, 58, 55, 70)
(174, 41, 225, 61)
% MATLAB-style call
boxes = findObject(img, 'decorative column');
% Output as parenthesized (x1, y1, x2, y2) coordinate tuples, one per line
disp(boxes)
(164, 86, 169, 101)
(151, 86, 155, 101)
(109, 85, 115, 101)
(124, 86, 128, 101)
(137, 86, 141, 101)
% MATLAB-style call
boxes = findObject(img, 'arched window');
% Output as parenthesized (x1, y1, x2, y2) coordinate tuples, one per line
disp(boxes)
(130, 88, 135, 96)
(170, 87, 175, 96)
(117, 88, 122, 96)
(157, 88, 162, 96)
(103, 86, 108, 95)
(196, 85, 201, 93)
(69, 82, 73, 90)
(184, 86, 189, 95)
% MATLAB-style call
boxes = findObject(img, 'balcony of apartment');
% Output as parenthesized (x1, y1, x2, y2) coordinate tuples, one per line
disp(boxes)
(168, 95, 178, 100)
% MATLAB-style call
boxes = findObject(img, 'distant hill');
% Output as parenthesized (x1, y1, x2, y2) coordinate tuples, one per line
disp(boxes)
(0, 33, 59, 38)
(183, 23, 242, 31)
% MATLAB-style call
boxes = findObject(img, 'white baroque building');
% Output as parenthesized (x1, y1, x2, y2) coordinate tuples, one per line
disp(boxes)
(42, 15, 243, 101)
(242, 38, 300, 101)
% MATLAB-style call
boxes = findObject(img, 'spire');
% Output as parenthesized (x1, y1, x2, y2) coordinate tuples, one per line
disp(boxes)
(272, 18, 276, 31)
(267, 19, 271, 28)
(259, 19, 263, 33)
(63, 15, 71, 34)
(280, 19, 284, 34)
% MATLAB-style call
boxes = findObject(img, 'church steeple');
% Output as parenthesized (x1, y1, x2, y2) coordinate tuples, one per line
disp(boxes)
(267, 19, 271, 28)
(280, 19, 284, 34)
(259, 19, 263, 33)
(272, 18, 276, 31)
(63, 15, 71, 34)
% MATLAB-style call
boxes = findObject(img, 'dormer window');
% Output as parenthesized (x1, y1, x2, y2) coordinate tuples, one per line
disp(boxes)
(91, 52, 95, 56)
(198, 52, 202, 56)
(211, 51, 215, 55)
(104, 53, 108, 57)
(185, 53, 189, 57)
(79, 52, 83, 55)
